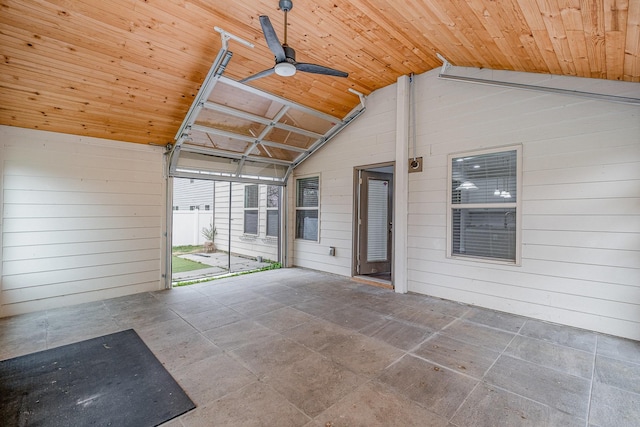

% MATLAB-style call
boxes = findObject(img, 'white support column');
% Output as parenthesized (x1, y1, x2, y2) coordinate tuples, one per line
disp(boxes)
(0, 136, 4, 313)
(394, 75, 410, 294)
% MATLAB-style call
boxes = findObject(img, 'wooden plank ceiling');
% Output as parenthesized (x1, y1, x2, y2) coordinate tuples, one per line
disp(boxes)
(1, 0, 639, 146)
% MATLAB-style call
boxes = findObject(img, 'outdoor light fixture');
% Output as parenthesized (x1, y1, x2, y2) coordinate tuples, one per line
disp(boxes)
(274, 62, 296, 76)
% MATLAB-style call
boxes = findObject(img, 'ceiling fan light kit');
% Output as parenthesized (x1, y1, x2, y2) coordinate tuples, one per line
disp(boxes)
(274, 62, 296, 76)
(240, 0, 348, 83)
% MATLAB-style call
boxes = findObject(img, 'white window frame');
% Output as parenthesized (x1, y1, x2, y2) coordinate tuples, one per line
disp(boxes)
(244, 184, 259, 235)
(295, 175, 320, 242)
(446, 145, 522, 265)
(266, 185, 279, 238)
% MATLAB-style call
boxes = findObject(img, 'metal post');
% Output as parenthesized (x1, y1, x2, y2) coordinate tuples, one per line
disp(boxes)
(165, 175, 174, 289)
(228, 182, 232, 273)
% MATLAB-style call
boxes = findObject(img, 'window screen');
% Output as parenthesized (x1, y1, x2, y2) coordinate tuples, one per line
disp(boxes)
(449, 148, 519, 262)
(244, 184, 259, 234)
(267, 185, 279, 208)
(245, 185, 259, 208)
(266, 185, 279, 237)
(266, 210, 279, 237)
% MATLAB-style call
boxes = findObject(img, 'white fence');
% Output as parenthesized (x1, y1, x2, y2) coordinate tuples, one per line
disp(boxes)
(172, 210, 214, 246)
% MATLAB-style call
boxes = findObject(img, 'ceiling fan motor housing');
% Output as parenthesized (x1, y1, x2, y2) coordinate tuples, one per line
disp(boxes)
(279, 0, 293, 12)
(282, 45, 296, 62)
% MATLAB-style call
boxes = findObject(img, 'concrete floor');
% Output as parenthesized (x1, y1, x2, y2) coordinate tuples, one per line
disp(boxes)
(1, 268, 639, 426)
(173, 252, 272, 282)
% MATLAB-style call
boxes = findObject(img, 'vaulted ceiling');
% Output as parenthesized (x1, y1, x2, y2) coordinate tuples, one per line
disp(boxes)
(1, 0, 639, 146)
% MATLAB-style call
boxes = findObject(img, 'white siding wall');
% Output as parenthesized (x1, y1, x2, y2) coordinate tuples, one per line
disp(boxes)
(172, 178, 213, 211)
(212, 182, 278, 262)
(0, 126, 166, 317)
(294, 69, 640, 340)
(291, 84, 398, 276)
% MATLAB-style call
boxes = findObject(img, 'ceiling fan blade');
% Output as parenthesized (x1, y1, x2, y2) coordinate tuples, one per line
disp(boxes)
(240, 68, 275, 83)
(259, 16, 286, 63)
(295, 63, 348, 78)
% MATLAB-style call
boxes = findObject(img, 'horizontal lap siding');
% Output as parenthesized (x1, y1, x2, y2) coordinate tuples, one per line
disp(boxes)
(0, 126, 165, 317)
(409, 68, 640, 340)
(209, 182, 278, 262)
(295, 67, 640, 340)
(292, 85, 398, 276)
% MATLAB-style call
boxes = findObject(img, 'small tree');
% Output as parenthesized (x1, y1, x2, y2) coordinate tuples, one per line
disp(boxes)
(202, 221, 217, 241)
(202, 221, 217, 253)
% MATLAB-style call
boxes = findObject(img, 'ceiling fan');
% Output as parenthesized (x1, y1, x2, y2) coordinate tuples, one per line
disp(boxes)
(240, 0, 348, 83)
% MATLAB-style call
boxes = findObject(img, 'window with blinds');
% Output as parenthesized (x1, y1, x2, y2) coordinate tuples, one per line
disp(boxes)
(448, 147, 520, 263)
(296, 176, 319, 241)
(266, 185, 279, 238)
(244, 184, 259, 235)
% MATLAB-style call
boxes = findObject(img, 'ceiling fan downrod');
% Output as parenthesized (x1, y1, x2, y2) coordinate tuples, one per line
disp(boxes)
(280, 0, 292, 44)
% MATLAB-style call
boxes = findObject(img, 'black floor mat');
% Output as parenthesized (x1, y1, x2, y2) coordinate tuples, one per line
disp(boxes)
(0, 329, 195, 427)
